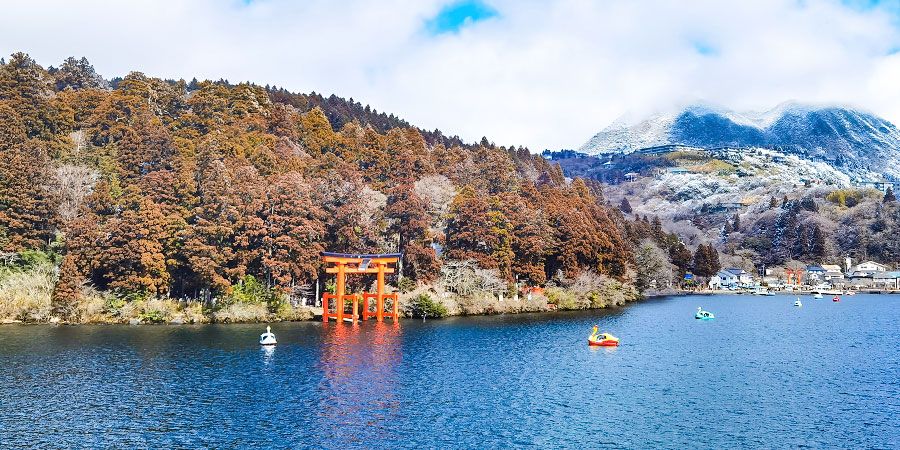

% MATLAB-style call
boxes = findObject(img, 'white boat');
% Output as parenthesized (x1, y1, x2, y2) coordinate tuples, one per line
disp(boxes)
(813, 293, 823, 300)
(794, 299, 802, 307)
(259, 326, 277, 346)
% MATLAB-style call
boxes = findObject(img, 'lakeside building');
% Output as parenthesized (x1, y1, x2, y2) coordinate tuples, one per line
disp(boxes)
(851, 261, 889, 273)
(805, 266, 826, 283)
(821, 264, 844, 281)
(856, 180, 899, 193)
(873, 272, 900, 289)
(709, 268, 754, 289)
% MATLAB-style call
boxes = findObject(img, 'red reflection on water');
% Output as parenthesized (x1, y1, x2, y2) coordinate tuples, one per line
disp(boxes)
(316, 321, 403, 440)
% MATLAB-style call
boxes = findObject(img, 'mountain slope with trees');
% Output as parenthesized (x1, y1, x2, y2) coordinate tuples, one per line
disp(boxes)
(0, 52, 695, 323)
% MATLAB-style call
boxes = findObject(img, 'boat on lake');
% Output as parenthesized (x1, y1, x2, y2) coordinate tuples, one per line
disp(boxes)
(833, 296, 840, 302)
(814, 293, 823, 300)
(588, 332, 619, 346)
(695, 307, 714, 320)
(259, 326, 277, 346)
(794, 298, 802, 307)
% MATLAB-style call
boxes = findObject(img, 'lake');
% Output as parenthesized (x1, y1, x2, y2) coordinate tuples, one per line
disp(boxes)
(1, 293, 899, 449)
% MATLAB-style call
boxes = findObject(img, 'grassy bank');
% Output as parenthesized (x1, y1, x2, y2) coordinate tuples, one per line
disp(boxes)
(0, 255, 640, 324)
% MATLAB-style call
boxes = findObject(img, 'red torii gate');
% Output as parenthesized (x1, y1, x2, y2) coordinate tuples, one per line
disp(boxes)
(786, 269, 804, 285)
(320, 252, 401, 324)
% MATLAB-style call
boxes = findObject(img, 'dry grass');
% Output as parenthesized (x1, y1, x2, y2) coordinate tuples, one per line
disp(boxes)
(211, 302, 270, 323)
(0, 263, 57, 323)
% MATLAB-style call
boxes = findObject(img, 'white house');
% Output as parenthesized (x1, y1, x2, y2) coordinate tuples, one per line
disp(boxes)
(709, 270, 737, 289)
(709, 268, 753, 289)
(852, 261, 889, 273)
(726, 268, 754, 286)
(805, 266, 826, 282)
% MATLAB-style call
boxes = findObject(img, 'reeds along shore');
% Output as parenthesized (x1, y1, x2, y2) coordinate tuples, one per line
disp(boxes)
(0, 263, 641, 324)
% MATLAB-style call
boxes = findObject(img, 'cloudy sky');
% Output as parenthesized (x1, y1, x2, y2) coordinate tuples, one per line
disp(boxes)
(2, 0, 900, 151)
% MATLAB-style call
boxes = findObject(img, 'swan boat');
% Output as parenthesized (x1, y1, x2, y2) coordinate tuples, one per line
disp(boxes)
(588, 332, 619, 346)
(259, 326, 277, 346)
(695, 307, 714, 320)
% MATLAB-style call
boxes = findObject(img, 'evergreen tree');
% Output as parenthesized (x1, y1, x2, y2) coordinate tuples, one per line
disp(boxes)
(884, 187, 896, 203)
(732, 213, 741, 232)
(669, 243, 693, 280)
(619, 197, 632, 214)
(0, 105, 57, 251)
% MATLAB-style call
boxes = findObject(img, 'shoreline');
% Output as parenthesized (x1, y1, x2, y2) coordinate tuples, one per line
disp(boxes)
(1, 289, 690, 325)
(5, 289, 897, 326)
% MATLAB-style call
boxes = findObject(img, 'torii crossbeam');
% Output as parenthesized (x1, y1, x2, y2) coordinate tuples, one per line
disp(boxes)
(320, 252, 401, 324)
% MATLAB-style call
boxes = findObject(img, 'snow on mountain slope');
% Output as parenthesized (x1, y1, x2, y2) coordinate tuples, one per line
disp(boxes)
(578, 102, 900, 180)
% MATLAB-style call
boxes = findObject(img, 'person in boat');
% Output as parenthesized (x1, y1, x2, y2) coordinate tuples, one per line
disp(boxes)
(591, 325, 599, 340)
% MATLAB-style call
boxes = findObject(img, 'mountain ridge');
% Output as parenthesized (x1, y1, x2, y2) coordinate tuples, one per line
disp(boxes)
(579, 102, 900, 181)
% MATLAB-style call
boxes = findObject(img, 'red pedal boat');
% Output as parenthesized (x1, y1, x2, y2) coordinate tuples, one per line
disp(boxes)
(833, 296, 840, 302)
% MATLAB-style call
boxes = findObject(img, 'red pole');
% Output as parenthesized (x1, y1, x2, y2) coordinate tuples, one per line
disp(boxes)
(377, 263, 385, 322)
(362, 294, 368, 321)
(322, 294, 328, 322)
(393, 293, 399, 321)
(352, 294, 358, 325)
(336, 263, 345, 323)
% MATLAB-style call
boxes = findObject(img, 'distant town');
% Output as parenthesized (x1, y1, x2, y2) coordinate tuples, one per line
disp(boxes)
(708, 259, 900, 292)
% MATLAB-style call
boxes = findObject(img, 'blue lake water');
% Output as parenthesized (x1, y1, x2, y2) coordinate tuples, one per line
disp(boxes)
(1, 293, 899, 449)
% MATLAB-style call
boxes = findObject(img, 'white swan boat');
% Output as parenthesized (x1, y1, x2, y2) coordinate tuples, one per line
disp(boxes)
(794, 299, 802, 307)
(259, 326, 277, 346)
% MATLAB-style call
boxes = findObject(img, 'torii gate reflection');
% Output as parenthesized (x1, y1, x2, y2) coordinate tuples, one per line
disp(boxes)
(320, 252, 401, 324)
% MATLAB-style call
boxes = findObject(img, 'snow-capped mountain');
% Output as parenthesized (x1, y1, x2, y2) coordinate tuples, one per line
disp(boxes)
(579, 102, 900, 180)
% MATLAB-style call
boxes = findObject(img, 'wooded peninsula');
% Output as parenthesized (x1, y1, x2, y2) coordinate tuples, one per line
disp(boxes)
(0, 53, 709, 324)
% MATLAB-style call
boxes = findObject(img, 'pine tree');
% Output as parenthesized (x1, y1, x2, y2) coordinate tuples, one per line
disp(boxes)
(669, 243, 693, 280)
(0, 105, 57, 251)
(620, 197, 632, 214)
(884, 187, 896, 203)
(732, 213, 741, 232)
(693, 244, 720, 278)
(769, 196, 778, 208)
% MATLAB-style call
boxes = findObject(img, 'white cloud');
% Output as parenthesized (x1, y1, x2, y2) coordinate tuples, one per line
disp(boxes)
(1, 0, 899, 151)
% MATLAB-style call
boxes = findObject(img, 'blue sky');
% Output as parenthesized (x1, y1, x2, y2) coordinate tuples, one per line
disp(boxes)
(425, 0, 498, 34)
(1, 0, 900, 151)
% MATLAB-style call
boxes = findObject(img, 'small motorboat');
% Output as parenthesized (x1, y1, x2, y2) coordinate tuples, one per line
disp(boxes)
(846, 291, 856, 296)
(588, 332, 619, 346)
(814, 293, 823, 300)
(259, 325, 277, 346)
(794, 298, 802, 307)
(695, 306, 714, 320)
(765, 292, 775, 297)
(833, 296, 840, 302)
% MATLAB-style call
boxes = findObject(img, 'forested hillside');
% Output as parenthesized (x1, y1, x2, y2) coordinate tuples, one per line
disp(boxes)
(0, 53, 692, 323)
